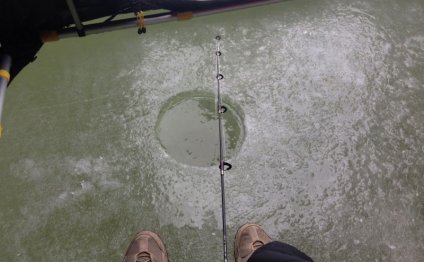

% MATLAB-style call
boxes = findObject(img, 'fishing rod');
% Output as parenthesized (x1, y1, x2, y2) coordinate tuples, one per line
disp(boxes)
(215, 35, 232, 262)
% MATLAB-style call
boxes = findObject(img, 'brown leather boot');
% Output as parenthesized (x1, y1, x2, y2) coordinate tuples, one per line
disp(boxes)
(234, 224, 272, 262)
(122, 231, 168, 262)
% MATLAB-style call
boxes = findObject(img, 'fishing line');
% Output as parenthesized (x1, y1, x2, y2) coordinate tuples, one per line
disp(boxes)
(215, 35, 232, 262)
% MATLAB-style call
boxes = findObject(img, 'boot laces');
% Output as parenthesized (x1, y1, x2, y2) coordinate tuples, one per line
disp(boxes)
(253, 240, 265, 249)
(136, 251, 152, 262)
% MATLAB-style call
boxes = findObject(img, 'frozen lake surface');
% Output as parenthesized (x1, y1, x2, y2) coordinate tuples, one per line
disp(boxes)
(0, 0, 423, 261)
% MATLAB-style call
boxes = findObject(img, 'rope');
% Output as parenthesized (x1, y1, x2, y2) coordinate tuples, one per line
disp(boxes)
(136, 11, 146, 34)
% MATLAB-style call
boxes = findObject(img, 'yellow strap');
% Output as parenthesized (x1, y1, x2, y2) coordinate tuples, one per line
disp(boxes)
(177, 12, 193, 21)
(0, 125, 3, 138)
(40, 31, 60, 43)
(0, 70, 10, 82)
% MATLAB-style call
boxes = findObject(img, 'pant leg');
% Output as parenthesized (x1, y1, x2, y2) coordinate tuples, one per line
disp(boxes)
(247, 241, 313, 262)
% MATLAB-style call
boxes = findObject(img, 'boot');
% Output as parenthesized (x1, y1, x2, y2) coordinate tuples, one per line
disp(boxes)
(234, 224, 272, 262)
(123, 231, 168, 262)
